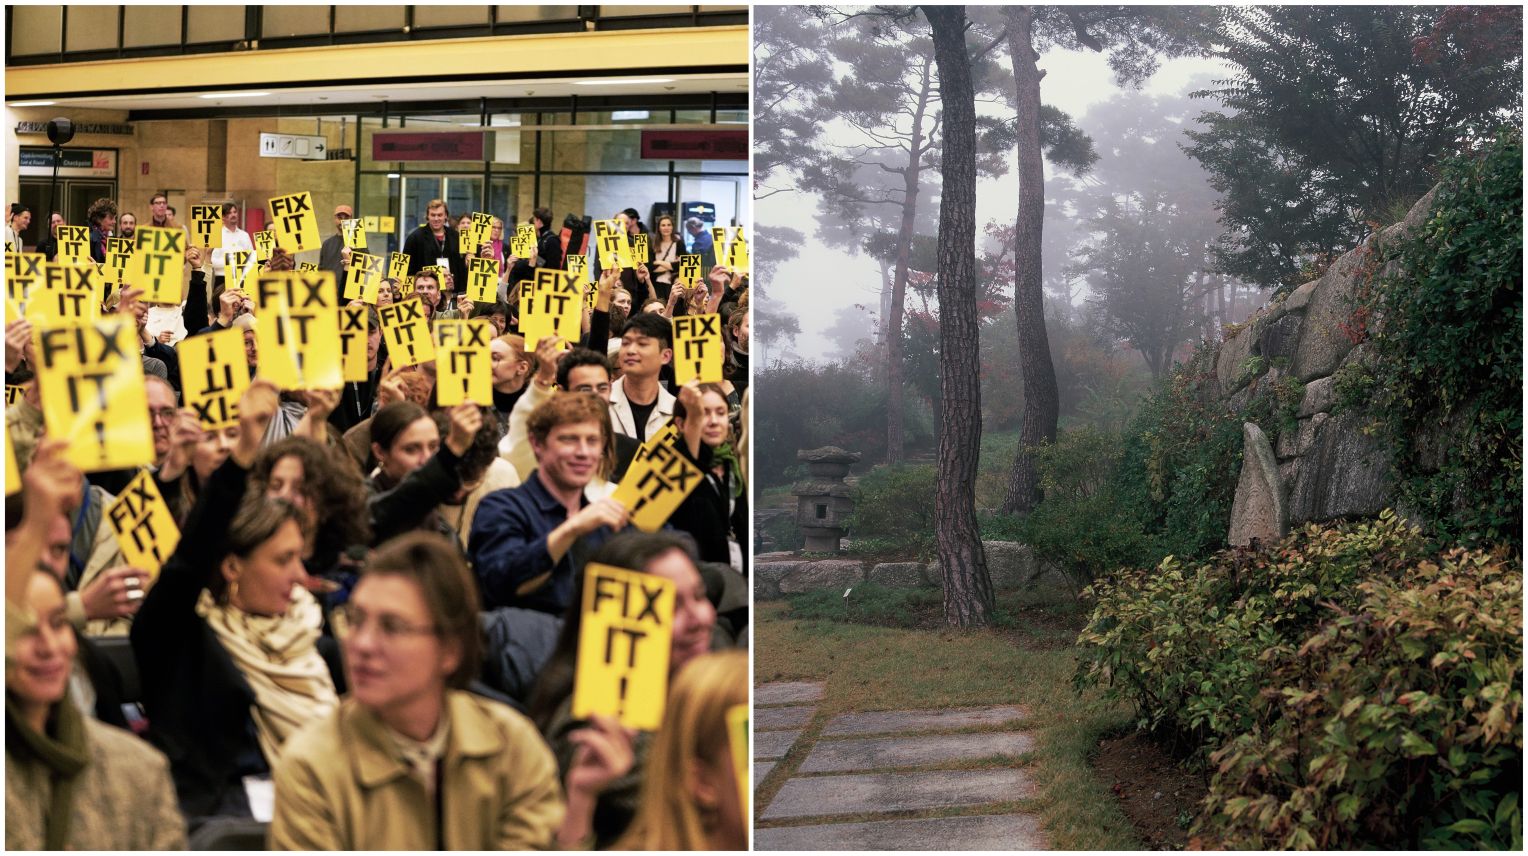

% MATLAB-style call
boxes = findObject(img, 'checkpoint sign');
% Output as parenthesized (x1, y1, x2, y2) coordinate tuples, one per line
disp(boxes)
(611, 439, 704, 532)
(268, 191, 321, 252)
(33, 318, 154, 472)
(572, 563, 676, 731)
(377, 297, 435, 366)
(105, 469, 180, 579)
(672, 313, 724, 385)
(253, 271, 342, 390)
(434, 318, 491, 406)
(179, 328, 251, 430)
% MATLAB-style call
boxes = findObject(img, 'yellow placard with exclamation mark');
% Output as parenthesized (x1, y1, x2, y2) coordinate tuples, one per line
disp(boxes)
(433, 319, 491, 407)
(377, 297, 435, 367)
(572, 563, 675, 731)
(671, 313, 724, 385)
(33, 318, 154, 473)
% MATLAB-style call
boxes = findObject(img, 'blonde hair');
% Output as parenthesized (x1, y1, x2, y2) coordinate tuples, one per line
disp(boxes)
(615, 650, 748, 851)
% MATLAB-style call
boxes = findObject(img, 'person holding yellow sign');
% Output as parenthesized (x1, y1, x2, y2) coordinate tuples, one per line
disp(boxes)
(527, 530, 717, 850)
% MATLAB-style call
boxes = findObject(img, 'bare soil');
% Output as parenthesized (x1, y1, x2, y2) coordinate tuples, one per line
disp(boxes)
(1092, 731, 1210, 850)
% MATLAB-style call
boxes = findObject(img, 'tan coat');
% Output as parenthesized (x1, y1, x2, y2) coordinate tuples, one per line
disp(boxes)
(268, 691, 565, 850)
(5, 717, 187, 850)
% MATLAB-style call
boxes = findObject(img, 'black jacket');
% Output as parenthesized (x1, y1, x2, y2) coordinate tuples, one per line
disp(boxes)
(402, 225, 467, 293)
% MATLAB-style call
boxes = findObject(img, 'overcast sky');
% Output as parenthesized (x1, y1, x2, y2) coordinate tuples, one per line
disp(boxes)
(758, 46, 1230, 364)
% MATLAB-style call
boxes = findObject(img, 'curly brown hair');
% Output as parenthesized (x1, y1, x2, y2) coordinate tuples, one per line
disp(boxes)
(251, 436, 371, 561)
(86, 197, 117, 227)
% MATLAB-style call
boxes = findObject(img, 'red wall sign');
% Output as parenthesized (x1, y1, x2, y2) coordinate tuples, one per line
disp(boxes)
(372, 131, 487, 162)
(640, 129, 748, 160)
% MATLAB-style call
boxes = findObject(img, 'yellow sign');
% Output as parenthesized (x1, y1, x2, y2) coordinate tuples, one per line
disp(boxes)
(26, 263, 100, 326)
(522, 269, 582, 349)
(594, 219, 632, 270)
(226, 251, 253, 293)
(5, 425, 19, 496)
(342, 217, 368, 251)
(377, 297, 435, 367)
(179, 328, 251, 430)
(190, 205, 223, 250)
(363, 215, 380, 233)
(631, 233, 649, 263)
(510, 223, 536, 259)
(632, 423, 679, 465)
(253, 271, 343, 390)
(102, 238, 134, 289)
(338, 306, 370, 383)
(566, 253, 587, 278)
(388, 252, 410, 281)
(104, 469, 180, 578)
(677, 254, 702, 286)
(5, 385, 23, 406)
(7, 252, 46, 310)
(727, 704, 749, 829)
(399, 275, 415, 298)
(470, 213, 494, 253)
(380, 216, 396, 233)
(465, 256, 498, 304)
(297, 261, 317, 273)
(572, 563, 675, 731)
(711, 226, 729, 262)
(344, 251, 383, 303)
(131, 226, 186, 304)
(33, 319, 154, 472)
(434, 319, 492, 406)
(672, 313, 724, 385)
(268, 191, 321, 252)
(458, 228, 475, 256)
(611, 440, 704, 532)
(56, 225, 90, 263)
(253, 230, 275, 262)
(727, 227, 749, 271)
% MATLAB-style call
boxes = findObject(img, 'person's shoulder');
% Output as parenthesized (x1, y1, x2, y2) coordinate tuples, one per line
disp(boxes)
(277, 703, 348, 770)
(451, 690, 547, 750)
(85, 717, 171, 772)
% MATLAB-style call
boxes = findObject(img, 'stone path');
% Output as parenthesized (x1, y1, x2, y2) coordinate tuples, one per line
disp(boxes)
(754, 683, 1046, 850)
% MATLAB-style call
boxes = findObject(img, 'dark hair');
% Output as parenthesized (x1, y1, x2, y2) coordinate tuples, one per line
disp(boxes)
(430, 406, 501, 484)
(471, 301, 508, 321)
(621, 208, 641, 223)
(556, 347, 612, 391)
(150, 192, 167, 205)
(527, 530, 700, 730)
(9, 203, 28, 218)
(533, 207, 553, 227)
(363, 531, 483, 690)
(209, 494, 305, 601)
(621, 311, 673, 350)
(371, 401, 430, 452)
(221, 202, 238, 216)
(86, 197, 117, 226)
(251, 436, 371, 557)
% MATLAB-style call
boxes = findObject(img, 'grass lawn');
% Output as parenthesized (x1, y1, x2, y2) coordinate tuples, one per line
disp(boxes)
(754, 593, 1143, 850)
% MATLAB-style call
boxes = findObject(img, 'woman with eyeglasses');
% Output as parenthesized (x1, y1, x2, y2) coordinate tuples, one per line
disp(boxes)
(268, 531, 564, 850)
(131, 380, 341, 822)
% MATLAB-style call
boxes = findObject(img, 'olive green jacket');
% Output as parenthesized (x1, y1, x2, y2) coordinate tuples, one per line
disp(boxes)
(268, 692, 564, 850)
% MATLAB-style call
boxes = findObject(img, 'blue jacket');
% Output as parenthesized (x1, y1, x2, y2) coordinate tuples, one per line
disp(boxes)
(467, 473, 615, 615)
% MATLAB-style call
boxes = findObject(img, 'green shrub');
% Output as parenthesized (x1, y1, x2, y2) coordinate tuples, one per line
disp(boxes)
(847, 464, 937, 554)
(1193, 548, 1523, 850)
(1368, 128, 1523, 552)
(786, 582, 941, 627)
(756, 511, 802, 553)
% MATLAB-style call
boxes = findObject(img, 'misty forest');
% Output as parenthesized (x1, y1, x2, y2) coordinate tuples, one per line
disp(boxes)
(751, 5, 1521, 849)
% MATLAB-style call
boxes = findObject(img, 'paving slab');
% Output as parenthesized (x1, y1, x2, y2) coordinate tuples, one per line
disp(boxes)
(800, 731, 1035, 773)
(754, 761, 777, 785)
(761, 768, 1037, 820)
(755, 813, 1047, 850)
(822, 705, 1027, 736)
(756, 681, 826, 706)
(757, 705, 816, 731)
(754, 730, 802, 760)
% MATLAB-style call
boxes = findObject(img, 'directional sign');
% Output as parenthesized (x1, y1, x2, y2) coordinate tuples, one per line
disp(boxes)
(258, 132, 329, 161)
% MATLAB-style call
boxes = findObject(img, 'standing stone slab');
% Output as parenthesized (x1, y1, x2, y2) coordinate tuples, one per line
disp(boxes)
(800, 732, 1035, 773)
(757, 706, 816, 731)
(1228, 422, 1286, 547)
(755, 730, 802, 760)
(756, 681, 825, 706)
(1287, 407, 1394, 524)
(761, 768, 1037, 820)
(755, 813, 1047, 851)
(823, 705, 1028, 736)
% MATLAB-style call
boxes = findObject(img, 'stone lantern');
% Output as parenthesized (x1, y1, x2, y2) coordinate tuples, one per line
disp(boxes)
(791, 446, 860, 552)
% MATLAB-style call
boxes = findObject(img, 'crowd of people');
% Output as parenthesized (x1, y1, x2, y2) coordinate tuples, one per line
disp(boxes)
(5, 192, 751, 850)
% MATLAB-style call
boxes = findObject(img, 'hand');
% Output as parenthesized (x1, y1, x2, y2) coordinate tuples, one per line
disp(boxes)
(340, 245, 353, 267)
(157, 330, 175, 345)
(707, 264, 732, 291)
(533, 335, 563, 387)
(78, 566, 151, 621)
(158, 409, 204, 482)
(563, 714, 636, 799)
(677, 378, 703, 413)
(569, 497, 629, 536)
(21, 439, 83, 523)
(376, 374, 406, 408)
(304, 387, 341, 422)
(217, 288, 244, 323)
(116, 286, 144, 320)
(185, 246, 202, 268)
(634, 264, 650, 283)
(688, 286, 709, 315)
(5, 318, 32, 373)
(444, 403, 483, 457)
(233, 379, 281, 468)
(455, 294, 473, 315)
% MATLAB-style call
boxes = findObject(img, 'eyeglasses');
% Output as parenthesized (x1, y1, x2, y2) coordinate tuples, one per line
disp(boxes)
(149, 407, 178, 424)
(332, 604, 437, 642)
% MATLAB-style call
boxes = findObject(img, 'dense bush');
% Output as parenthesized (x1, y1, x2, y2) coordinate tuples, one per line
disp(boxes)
(1194, 548, 1523, 849)
(1368, 128, 1523, 553)
(1076, 513, 1523, 848)
(846, 464, 937, 554)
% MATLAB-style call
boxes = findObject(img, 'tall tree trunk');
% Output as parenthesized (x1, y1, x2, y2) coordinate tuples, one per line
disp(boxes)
(885, 58, 932, 466)
(999, 6, 1060, 517)
(923, 3, 993, 628)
